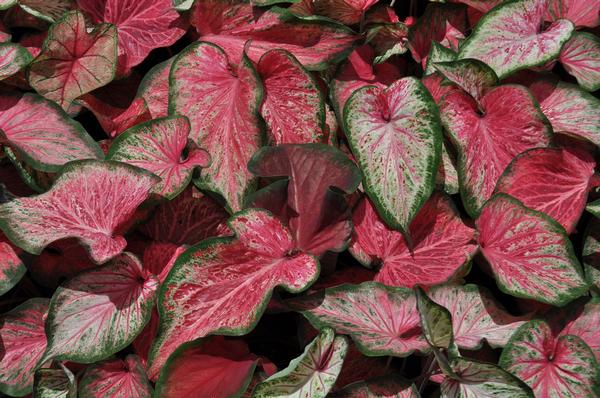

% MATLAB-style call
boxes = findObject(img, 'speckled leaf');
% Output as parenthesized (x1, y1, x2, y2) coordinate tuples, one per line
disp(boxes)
(33, 366, 76, 398)
(529, 80, 600, 147)
(0, 42, 31, 80)
(313, 0, 379, 24)
(330, 375, 420, 397)
(583, 220, 600, 294)
(173, 0, 194, 10)
(495, 147, 596, 234)
(416, 287, 453, 349)
(476, 194, 587, 306)
(170, 42, 263, 212)
(428, 284, 527, 349)
(155, 337, 258, 398)
(458, 0, 574, 79)
(545, 0, 600, 28)
(135, 57, 173, 118)
(435, 142, 459, 195)
(0, 92, 102, 172)
(42, 252, 158, 364)
(27, 11, 118, 111)
(424, 42, 457, 76)
(560, 299, 600, 362)
(439, 85, 551, 217)
(0, 240, 25, 295)
(253, 328, 348, 398)
(500, 320, 600, 397)
(77, 0, 186, 72)
(350, 194, 476, 288)
(367, 22, 409, 65)
(441, 358, 533, 398)
(77, 95, 151, 138)
(0, 298, 49, 397)
(258, 49, 325, 144)
(588, 200, 600, 218)
(0, 160, 159, 263)
(107, 116, 210, 199)
(559, 32, 600, 92)
(78, 355, 153, 398)
(148, 209, 320, 379)
(344, 77, 442, 233)
(294, 282, 429, 357)
(433, 59, 498, 103)
(18, 0, 74, 22)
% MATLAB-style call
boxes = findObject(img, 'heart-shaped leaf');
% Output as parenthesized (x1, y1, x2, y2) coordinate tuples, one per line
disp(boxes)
(458, 0, 574, 79)
(476, 194, 587, 305)
(0, 92, 103, 172)
(107, 116, 211, 199)
(33, 366, 77, 398)
(27, 10, 117, 111)
(0, 42, 31, 80)
(293, 282, 429, 357)
(350, 193, 477, 288)
(169, 41, 263, 212)
(433, 58, 498, 103)
(148, 209, 320, 379)
(559, 32, 600, 92)
(42, 252, 159, 363)
(500, 319, 600, 397)
(344, 77, 442, 233)
(258, 49, 326, 144)
(78, 355, 153, 398)
(0, 239, 25, 295)
(495, 146, 596, 234)
(330, 374, 420, 397)
(252, 328, 348, 398)
(560, 299, 600, 362)
(440, 85, 552, 216)
(0, 298, 49, 397)
(0, 160, 159, 263)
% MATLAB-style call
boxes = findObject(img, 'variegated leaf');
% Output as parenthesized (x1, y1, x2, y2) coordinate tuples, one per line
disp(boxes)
(78, 355, 153, 398)
(559, 32, 600, 92)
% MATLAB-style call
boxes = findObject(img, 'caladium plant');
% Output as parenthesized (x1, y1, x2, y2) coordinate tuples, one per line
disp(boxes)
(0, 0, 598, 395)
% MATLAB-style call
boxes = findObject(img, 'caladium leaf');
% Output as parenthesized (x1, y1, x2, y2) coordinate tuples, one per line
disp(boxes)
(0, 92, 103, 172)
(313, 0, 379, 24)
(27, 11, 118, 111)
(173, 0, 194, 11)
(140, 186, 229, 245)
(545, 0, 600, 28)
(366, 21, 409, 65)
(494, 146, 596, 234)
(155, 337, 259, 398)
(107, 116, 211, 199)
(77, 0, 186, 72)
(416, 287, 453, 349)
(435, 142, 459, 195)
(148, 209, 320, 378)
(247, 144, 361, 256)
(252, 328, 348, 398)
(170, 41, 263, 212)
(424, 42, 457, 76)
(18, 0, 75, 23)
(0, 298, 49, 397)
(0, 42, 31, 80)
(77, 96, 152, 138)
(0, 160, 159, 263)
(476, 194, 587, 306)
(500, 320, 600, 397)
(258, 49, 325, 144)
(458, 0, 574, 79)
(135, 57, 173, 118)
(433, 58, 498, 103)
(528, 80, 600, 147)
(588, 200, 600, 218)
(583, 220, 600, 295)
(350, 194, 476, 288)
(33, 366, 77, 398)
(78, 355, 153, 398)
(559, 32, 600, 92)
(42, 252, 159, 363)
(0, 0, 16, 10)
(344, 77, 442, 233)
(294, 282, 429, 357)
(0, 239, 25, 295)
(439, 85, 552, 217)
(330, 374, 420, 397)
(441, 358, 533, 398)
(560, 299, 600, 362)
(428, 284, 527, 350)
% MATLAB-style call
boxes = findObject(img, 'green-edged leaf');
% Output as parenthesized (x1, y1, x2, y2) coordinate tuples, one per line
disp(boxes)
(500, 320, 600, 397)
(588, 199, 600, 219)
(292, 282, 429, 357)
(148, 209, 320, 379)
(18, 0, 75, 22)
(458, 0, 574, 79)
(435, 142, 459, 195)
(78, 355, 153, 398)
(476, 194, 587, 306)
(252, 328, 348, 398)
(0, 42, 32, 80)
(33, 366, 76, 398)
(107, 116, 210, 199)
(424, 42, 457, 76)
(560, 299, 600, 362)
(343, 77, 442, 233)
(42, 252, 159, 364)
(173, 0, 194, 10)
(0, 239, 25, 295)
(27, 10, 117, 111)
(0, 0, 16, 10)
(559, 32, 600, 92)
(433, 58, 498, 103)
(416, 287, 453, 349)
(441, 358, 533, 397)
(0, 298, 49, 397)
(583, 219, 600, 295)
(330, 374, 420, 397)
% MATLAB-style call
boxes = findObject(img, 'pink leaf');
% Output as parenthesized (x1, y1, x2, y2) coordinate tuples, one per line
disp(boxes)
(559, 32, 600, 92)
(79, 355, 153, 398)
(0, 239, 25, 295)
(148, 209, 320, 379)
(350, 194, 477, 288)
(313, 0, 379, 24)
(0, 42, 31, 80)
(331, 374, 419, 397)
(135, 57, 173, 118)
(560, 299, 600, 362)
(476, 194, 587, 306)
(78, 95, 152, 138)
(495, 146, 596, 234)
(77, 0, 186, 72)
(43, 252, 159, 363)
(545, 0, 600, 28)
(258, 49, 326, 144)
(0, 160, 159, 263)
(27, 10, 118, 111)
(141, 242, 185, 283)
